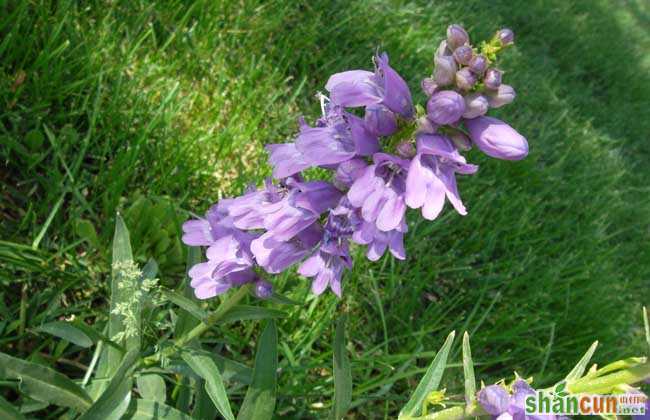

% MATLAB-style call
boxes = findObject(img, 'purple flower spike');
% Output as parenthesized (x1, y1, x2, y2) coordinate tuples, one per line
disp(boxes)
(478, 385, 511, 416)
(405, 134, 478, 220)
(465, 116, 528, 160)
(447, 24, 469, 50)
(347, 153, 410, 232)
(427, 90, 465, 125)
(365, 104, 398, 136)
(325, 53, 414, 118)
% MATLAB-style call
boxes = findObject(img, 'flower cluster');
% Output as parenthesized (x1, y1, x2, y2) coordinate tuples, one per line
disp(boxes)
(478, 380, 559, 420)
(182, 25, 529, 299)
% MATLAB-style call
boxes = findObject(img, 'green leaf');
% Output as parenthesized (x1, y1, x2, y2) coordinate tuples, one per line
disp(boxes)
(79, 349, 139, 420)
(174, 246, 203, 337)
(237, 320, 278, 420)
(399, 331, 455, 419)
(267, 292, 301, 306)
(123, 399, 193, 420)
(137, 374, 167, 403)
(25, 128, 44, 150)
(0, 352, 92, 411)
(35, 321, 93, 348)
(643, 306, 650, 357)
(75, 219, 99, 247)
(565, 341, 599, 381)
(331, 316, 352, 420)
(181, 351, 235, 420)
(162, 289, 207, 321)
(462, 332, 476, 405)
(217, 305, 286, 325)
(0, 395, 25, 420)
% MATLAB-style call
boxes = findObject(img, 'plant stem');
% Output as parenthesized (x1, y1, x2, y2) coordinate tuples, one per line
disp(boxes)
(568, 361, 650, 394)
(145, 285, 250, 365)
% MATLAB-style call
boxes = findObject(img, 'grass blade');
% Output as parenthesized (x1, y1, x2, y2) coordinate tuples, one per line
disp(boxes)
(136, 374, 167, 403)
(123, 399, 193, 419)
(331, 315, 352, 420)
(399, 331, 455, 419)
(217, 305, 286, 324)
(36, 321, 93, 348)
(0, 352, 92, 411)
(162, 289, 207, 322)
(79, 349, 139, 420)
(462, 332, 476, 405)
(181, 351, 235, 420)
(0, 394, 26, 420)
(237, 320, 278, 420)
(565, 341, 599, 381)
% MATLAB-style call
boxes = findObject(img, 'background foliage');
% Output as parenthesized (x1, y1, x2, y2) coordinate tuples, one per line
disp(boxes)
(1, 0, 649, 418)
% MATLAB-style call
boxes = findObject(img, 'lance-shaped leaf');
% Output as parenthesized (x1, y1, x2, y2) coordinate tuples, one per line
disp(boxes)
(0, 352, 92, 411)
(181, 351, 235, 420)
(217, 305, 286, 325)
(237, 320, 278, 420)
(137, 374, 167, 403)
(331, 315, 352, 420)
(123, 399, 193, 420)
(79, 349, 139, 420)
(565, 341, 599, 382)
(162, 289, 207, 322)
(462, 332, 476, 405)
(399, 331, 455, 419)
(35, 321, 93, 348)
(0, 394, 26, 420)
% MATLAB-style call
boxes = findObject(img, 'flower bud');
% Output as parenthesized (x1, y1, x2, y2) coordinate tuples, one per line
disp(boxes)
(447, 24, 469, 50)
(364, 104, 397, 136)
(421, 77, 439, 96)
(253, 279, 273, 299)
(486, 84, 515, 108)
(468, 54, 488, 75)
(453, 45, 473, 65)
(455, 68, 476, 91)
(465, 116, 528, 160)
(448, 130, 472, 151)
(462, 93, 489, 119)
(396, 141, 416, 158)
(334, 158, 367, 188)
(497, 28, 514, 46)
(417, 115, 438, 134)
(484, 68, 502, 90)
(427, 90, 465, 125)
(434, 53, 457, 86)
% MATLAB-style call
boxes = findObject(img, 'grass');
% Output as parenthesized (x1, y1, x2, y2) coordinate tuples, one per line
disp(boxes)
(1, 0, 650, 418)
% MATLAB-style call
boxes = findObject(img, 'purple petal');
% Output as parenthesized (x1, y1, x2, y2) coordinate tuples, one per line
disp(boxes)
(325, 70, 382, 107)
(266, 143, 311, 178)
(478, 385, 511, 416)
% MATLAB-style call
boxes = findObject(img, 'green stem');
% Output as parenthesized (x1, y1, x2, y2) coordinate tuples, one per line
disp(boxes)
(568, 361, 650, 394)
(145, 285, 250, 365)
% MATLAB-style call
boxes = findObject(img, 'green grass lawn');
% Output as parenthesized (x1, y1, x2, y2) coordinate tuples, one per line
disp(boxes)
(2, 0, 650, 418)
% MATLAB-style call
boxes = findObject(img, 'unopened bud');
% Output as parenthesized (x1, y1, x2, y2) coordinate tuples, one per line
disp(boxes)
(427, 90, 465, 125)
(434, 54, 457, 86)
(447, 24, 469, 50)
(462, 93, 489, 119)
(484, 68, 502, 90)
(253, 279, 273, 299)
(455, 68, 476, 91)
(497, 28, 514, 46)
(486, 84, 516, 108)
(421, 77, 439, 96)
(468, 54, 488, 75)
(453, 45, 473, 65)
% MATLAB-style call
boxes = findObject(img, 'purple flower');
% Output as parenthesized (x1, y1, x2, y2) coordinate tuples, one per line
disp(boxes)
(456, 68, 477, 91)
(325, 53, 414, 118)
(334, 158, 368, 188)
(484, 68, 503, 90)
(469, 54, 488, 75)
(465, 116, 528, 160)
(427, 90, 465, 125)
(251, 222, 322, 274)
(497, 28, 515, 46)
(347, 153, 410, 232)
(434, 41, 458, 86)
(487, 84, 516, 108)
(364, 104, 398, 136)
(463, 93, 489, 119)
(265, 143, 312, 179)
(227, 179, 284, 230)
(405, 134, 478, 220)
(353, 220, 406, 261)
(453, 45, 474, 65)
(478, 380, 557, 420)
(447, 24, 469, 50)
(253, 279, 273, 299)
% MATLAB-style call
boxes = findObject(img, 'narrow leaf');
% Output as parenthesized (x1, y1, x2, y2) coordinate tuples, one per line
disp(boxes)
(565, 341, 599, 381)
(217, 305, 285, 325)
(174, 246, 202, 337)
(181, 351, 235, 420)
(0, 395, 25, 420)
(36, 321, 93, 348)
(79, 349, 139, 420)
(237, 320, 278, 420)
(331, 316, 352, 420)
(644, 306, 649, 355)
(462, 332, 476, 405)
(137, 374, 167, 403)
(123, 399, 193, 420)
(162, 289, 207, 321)
(0, 352, 92, 411)
(399, 331, 456, 419)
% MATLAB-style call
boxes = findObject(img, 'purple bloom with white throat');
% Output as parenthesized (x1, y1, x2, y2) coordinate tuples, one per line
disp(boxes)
(325, 53, 414, 118)
(405, 134, 478, 220)
(465, 116, 528, 160)
(251, 222, 322, 274)
(347, 153, 410, 232)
